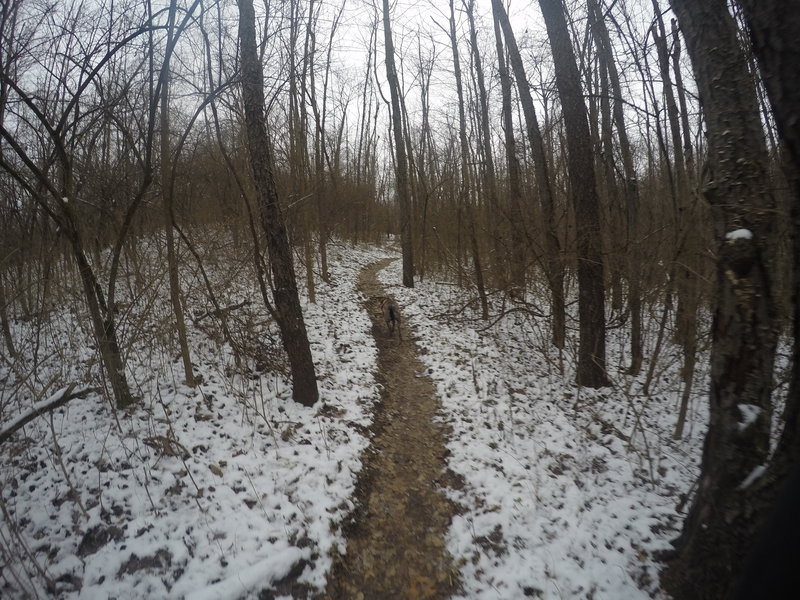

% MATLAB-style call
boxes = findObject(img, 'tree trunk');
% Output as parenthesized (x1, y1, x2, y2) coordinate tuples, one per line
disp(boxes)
(0, 271, 16, 360)
(382, 0, 413, 288)
(308, 0, 343, 285)
(652, 0, 699, 430)
(160, 0, 195, 387)
(464, 0, 503, 289)
(72, 237, 135, 409)
(662, 1, 778, 597)
(538, 0, 607, 384)
(448, 0, 488, 320)
(588, 0, 643, 374)
(491, 10, 526, 297)
(0, 10, 16, 362)
(725, 4, 800, 595)
(669, 14, 699, 431)
(237, 0, 319, 407)
(737, 0, 800, 465)
(493, 0, 565, 348)
(413, 42, 434, 282)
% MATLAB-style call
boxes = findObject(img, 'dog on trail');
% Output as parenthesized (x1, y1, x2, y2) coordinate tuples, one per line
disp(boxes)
(380, 297, 402, 341)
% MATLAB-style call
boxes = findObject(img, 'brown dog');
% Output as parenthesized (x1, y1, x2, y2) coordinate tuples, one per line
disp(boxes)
(380, 297, 402, 341)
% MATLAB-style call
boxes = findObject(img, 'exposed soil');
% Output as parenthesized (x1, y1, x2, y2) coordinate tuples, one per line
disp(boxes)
(321, 258, 460, 600)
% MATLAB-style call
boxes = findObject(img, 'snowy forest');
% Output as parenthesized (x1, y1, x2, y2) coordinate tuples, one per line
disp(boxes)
(1, 0, 798, 598)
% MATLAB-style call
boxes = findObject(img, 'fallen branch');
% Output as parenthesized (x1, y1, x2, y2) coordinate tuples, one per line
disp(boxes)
(0, 384, 97, 444)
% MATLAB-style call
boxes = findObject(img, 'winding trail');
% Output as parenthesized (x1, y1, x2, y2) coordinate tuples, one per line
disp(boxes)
(322, 258, 458, 600)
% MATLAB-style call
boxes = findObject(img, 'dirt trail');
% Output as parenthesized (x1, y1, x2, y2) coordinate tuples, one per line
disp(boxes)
(322, 258, 459, 600)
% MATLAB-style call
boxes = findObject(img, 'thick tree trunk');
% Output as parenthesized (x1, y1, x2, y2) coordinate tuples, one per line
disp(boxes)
(238, 0, 319, 407)
(538, 0, 607, 384)
(662, 1, 778, 597)
(725, 4, 800, 595)
(737, 0, 800, 463)
(382, 0, 413, 288)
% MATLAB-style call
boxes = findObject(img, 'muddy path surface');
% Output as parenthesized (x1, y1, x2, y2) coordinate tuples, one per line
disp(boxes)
(321, 258, 459, 600)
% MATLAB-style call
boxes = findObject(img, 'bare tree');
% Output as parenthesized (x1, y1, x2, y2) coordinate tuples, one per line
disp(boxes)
(463, 0, 503, 287)
(158, 0, 196, 387)
(649, 0, 701, 438)
(0, 0, 163, 409)
(382, 0, 414, 288)
(588, 0, 643, 374)
(737, 0, 800, 466)
(662, 0, 778, 596)
(307, 0, 347, 285)
(538, 0, 608, 385)
(492, 0, 566, 348)
(445, 0, 488, 319)
(491, 5, 526, 295)
(0, 0, 20, 362)
(412, 37, 438, 281)
(237, 0, 319, 407)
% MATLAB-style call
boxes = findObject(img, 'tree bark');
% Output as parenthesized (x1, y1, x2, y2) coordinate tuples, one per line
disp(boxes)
(725, 4, 800, 595)
(663, 0, 778, 597)
(237, 0, 319, 407)
(538, 0, 607, 384)
(72, 237, 135, 409)
(737, 0, 800, 464)
(382, 0, 414, 288)
(0, 270, 16, 360)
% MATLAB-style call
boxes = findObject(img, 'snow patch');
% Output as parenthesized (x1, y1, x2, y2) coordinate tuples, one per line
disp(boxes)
(739, 464, 767, 490)
(737, 403, 762, 431)
(183, 546, 309, 600)
(725, 228, 753, 241)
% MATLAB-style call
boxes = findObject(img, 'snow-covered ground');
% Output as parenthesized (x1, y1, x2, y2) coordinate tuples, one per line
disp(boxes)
(1, 241, 708, 599)
(378, 260, 708, 599)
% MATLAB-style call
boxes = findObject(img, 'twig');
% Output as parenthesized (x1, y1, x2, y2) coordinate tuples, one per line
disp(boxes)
(47, 410, 89, 517)
(192, 300, 252, 324)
